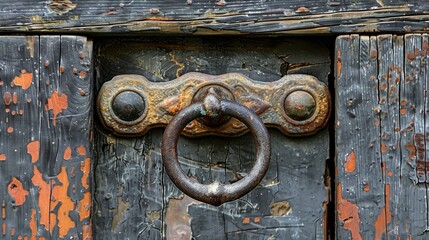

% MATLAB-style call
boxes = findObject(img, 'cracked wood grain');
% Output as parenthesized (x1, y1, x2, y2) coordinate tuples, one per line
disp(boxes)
(0, 0, 428, 34)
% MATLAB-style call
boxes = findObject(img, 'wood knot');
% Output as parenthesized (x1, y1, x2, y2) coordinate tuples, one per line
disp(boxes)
(48, 0, 77, 14)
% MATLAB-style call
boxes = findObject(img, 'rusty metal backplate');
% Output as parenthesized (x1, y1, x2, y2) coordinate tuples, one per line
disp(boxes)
(97, 72, 330, 137)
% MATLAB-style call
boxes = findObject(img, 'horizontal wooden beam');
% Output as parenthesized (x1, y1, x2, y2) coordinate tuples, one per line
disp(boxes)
(0, 0, 428, 35)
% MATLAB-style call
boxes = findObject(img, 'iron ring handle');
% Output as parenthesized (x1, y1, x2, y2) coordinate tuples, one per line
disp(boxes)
(161, 96, 271, 206)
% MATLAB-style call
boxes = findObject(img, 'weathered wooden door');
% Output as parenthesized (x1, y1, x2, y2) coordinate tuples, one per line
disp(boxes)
(1, 33, 428, 240)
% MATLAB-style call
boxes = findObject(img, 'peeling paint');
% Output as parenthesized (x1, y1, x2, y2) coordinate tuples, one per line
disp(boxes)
(52, 166, 75, 238)
(337, 50, 342, 78)
(374, 184, 391, 240)
(46, 90, 68, 126)
(165, 195, 200, 240)
(27, 141, 40, 163)
(30, 209, 37, 240)
(31, 166, 52, 231)
(8, 177, 29, 206)
(82, 224, 92, 240)
(12, 70, 33, 90)
(337, 183, 362, 240)
(78, 192, 91, 221)
(270, 200, 292, 216)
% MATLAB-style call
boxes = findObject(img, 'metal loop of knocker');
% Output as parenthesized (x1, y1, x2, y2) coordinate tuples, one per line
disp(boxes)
(161, 93, 271, 206)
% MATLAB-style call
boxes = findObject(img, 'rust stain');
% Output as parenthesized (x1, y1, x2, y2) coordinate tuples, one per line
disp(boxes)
(171, 55, 185, 78)
(8, 177, 29, 206)
(52, 166, 75, 238)
(3, 92, 12, 105)
(30, 209, 37, 240)
(31, 166, 52, 231)
(46, 90, 68, 126)
(27, 141, 40, 163)
(12, 70, 33, 90)
(345, 150, 356, 173)
(165, 195, 200, 240)
(374, 184, 392, 240)
(81, 157, 90, 189)
(337, 183, 362, 240)
(337, 50, 342, 78)
(0, 154, 6, 161)
(77, 146, 86, 156)
(12, 93, 18, 104)
(78, 192, 91, 221)
(381, 143, 388, 153)
(295, 6, 310, 12)
(63, 146, 72, 160)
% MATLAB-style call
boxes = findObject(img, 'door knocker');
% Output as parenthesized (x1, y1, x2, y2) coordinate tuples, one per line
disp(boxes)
(97, 72, 330, 205)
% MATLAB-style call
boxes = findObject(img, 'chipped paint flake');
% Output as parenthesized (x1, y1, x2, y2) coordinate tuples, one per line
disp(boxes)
(345, 150, 356, 173)
(12, 70, 33, 90)
(31, 166, 51, 231)
(63, 146, 72, 160)
(8, 177, 29, 206)
(27, 141, 40, 163)
(46, 90, 68, 126)
(30, 209, 37, 240)
(77, 146, 86, 156)
(0, 154, 6, 161)
(78, 192, 91, 221)
(81, 157, 90, 189)
(52, 166, 75, 238)
(337, 183, 362, 240)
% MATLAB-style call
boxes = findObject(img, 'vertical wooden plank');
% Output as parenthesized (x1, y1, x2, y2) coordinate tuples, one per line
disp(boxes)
(336, 34, 383, 239)
(337, 34, 429, 239)
(0, 36, 42, 239)
(0, 36, 93, 240)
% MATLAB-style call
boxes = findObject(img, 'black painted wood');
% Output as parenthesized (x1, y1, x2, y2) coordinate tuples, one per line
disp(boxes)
(93, 37, 331, 239)
(336, 34, 429, 239)
(0, 36, 93, 239)
(0, 1, 428, 34)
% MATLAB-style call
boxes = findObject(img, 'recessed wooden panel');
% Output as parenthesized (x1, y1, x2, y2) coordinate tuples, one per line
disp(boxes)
(93, 37, 331, 239)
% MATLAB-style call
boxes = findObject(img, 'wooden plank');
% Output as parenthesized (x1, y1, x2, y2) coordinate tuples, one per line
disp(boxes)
(0, 36, 93, 239)
(0, 0, 428, 34)
(93, 37, 330, 239)
(336, 34, 429, 239)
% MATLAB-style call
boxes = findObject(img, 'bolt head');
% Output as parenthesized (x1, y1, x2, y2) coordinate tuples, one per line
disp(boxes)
(112, 91, 145, 122)
(284, 91, 316, 121)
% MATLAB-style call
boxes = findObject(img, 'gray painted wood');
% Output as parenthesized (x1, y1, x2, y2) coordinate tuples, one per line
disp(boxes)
(0, 1, 428, 34)
(93, 37, 331, 239)
(336, 34, 429, 239)
(0, 36, 93, 239)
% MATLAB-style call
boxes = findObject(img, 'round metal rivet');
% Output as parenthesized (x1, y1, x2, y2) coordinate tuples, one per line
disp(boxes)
(284, 91, 316, 121)
(112, 91, 145, 122)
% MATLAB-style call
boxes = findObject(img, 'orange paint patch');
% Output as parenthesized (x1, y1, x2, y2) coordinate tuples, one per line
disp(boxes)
(7, 127, 13, 133)
(30, 209, 37, 240)
(78, 192, 91, 221)
(12, 70, 33, 90)
(77, 146, 86, 156)
(82, 224, 92, 240)
(337, 50, 342, 78)
(27, 141, 40, 163)
(400, 109, 407, 115)
(2, 223, 5, 235)
(46, 90, 68, 126)
(374, 184, 392, 240)
(64, 147, 72, 160)
(363, 185, 370, 192)
(31, 166, 52, 232)
(345, 150, 356, 173)
(0, 154, 6, 161)
(81, 158, 91, 190)
(388, 171, 393, 177)
(242, 217, 250, 224)
(337, 183, 362, 240)
(52, 166, 75, 238)
(8, 177, 29, 206)
(254, 217, 261, 223)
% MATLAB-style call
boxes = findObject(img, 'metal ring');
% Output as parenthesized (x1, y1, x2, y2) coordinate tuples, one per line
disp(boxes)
(161, 99, 271, 206)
